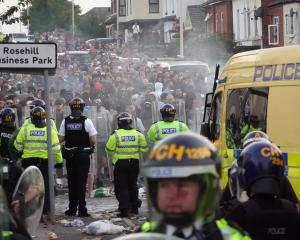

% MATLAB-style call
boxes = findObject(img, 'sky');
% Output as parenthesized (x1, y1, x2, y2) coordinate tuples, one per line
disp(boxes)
(0, 0, 111, 34)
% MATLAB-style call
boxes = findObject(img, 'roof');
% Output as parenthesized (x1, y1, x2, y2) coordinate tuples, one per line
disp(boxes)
(268, 0, 300, 7)
(220, 45, 300, 84)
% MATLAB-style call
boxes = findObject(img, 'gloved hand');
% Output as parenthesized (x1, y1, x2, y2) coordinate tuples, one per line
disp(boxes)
(54, 163, 63, 169)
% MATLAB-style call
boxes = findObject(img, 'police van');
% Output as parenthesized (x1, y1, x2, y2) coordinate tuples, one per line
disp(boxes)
(201, 45, 300, 198)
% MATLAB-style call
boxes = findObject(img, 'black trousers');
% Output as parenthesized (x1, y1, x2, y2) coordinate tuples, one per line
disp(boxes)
(22, 158, 49, 214)
(114, 159, 140, 211)
(65, 153, 90, 213)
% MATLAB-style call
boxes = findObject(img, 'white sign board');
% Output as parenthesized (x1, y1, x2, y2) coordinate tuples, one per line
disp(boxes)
(0, 43, 57, 69)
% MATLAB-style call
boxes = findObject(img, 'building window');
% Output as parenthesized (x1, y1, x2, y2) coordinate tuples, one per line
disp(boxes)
(216, 13, 219, 33)
(269, 16, 279, 45)
(247, 7, 251, 38)
(149, 0, 159, 13)
(220, 12, 224, 33)
(119, 0, 126, 16)
(254, 6, 258, 37)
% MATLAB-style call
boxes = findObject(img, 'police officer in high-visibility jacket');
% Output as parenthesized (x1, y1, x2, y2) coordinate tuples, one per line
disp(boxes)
(147, 104, 189, 144)
(106, 112, 148, 218)
(14, 106, 63, 216)
(23, 99, 57, 132)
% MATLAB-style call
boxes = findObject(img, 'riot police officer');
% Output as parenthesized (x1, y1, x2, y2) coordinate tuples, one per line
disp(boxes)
(58, 97, 97, 217)
(147, 104, 189, 144)
(14, 107, 63, 216)
(106, 112, 148, 218)
(218, 131, 298, 219)
(225, 141, 300, 240)
(141, 132, 251, 239)
(0, 108, 22, 204)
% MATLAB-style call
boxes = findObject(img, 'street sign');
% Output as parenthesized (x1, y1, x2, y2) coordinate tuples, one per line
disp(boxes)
(0, 43, 57, 69)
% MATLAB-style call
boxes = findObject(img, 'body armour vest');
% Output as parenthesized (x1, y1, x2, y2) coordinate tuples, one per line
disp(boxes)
(0, 124, 16, 158)
(64, 116, 90, 148)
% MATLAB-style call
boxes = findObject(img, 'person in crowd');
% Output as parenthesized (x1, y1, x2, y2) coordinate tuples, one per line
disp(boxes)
(14, 106, 63, 221)
(106, 112, 148, 218)
(58, 97, 97, 217)
(140, 132, 251, 239)
(147, 103, 189, 144)
(93, 98, 113, 187)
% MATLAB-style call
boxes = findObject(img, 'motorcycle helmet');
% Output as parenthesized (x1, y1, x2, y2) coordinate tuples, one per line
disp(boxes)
(160, 103, 176, 122)
(69, 97, 85, 118)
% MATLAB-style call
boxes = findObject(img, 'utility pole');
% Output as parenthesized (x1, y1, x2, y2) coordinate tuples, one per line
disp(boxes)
(116, 0, 119, 47)
(179, 0, 184, 57)
(72, 0, 75, 45)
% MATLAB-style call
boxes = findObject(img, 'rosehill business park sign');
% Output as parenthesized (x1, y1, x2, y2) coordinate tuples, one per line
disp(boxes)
(0, 43, 57, 70)
(0, 42, 57, 222)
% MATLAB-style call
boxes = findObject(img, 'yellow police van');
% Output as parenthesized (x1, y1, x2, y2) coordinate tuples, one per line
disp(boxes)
(201, 45, 300, 198)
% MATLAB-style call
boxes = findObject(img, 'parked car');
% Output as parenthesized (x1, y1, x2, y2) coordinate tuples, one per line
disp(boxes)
(9, 33, 30, 43)
(85, 38, 117, 47)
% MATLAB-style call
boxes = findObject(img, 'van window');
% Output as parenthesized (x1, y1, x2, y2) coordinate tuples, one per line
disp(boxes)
(226, 87, 268, 148)
(209, 91, 222, 142)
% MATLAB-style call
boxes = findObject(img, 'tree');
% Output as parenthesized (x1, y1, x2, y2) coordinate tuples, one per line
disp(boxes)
(0, 0, 31, 24)
(77, 12, 106, 39)
(28, 0, 81, 32)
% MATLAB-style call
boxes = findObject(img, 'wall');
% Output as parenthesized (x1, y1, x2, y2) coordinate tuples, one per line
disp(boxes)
(232, 0, 262, 43)
(283, 2, 300, 46)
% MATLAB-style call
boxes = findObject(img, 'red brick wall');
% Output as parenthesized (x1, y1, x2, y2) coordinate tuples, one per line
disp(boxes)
(262, 4, 284, 47)
(206, 1, 233, 34)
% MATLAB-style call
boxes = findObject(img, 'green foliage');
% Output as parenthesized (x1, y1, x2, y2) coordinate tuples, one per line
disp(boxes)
(28, 0, 81, 32)
(77, 13, 106, 38)
(0, 0, 31, 24)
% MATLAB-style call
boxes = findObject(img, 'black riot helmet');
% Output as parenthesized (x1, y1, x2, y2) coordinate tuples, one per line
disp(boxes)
(30, 106, 46, 128)
(242, 130, 270, 149)
(160, 103, 176, 122)
(143, 132, 221, 227)
(1, 108, 16, 127)
(29, 99, 46, 110)
(117, 112, 133, 129)
(69, 97, 85, 118)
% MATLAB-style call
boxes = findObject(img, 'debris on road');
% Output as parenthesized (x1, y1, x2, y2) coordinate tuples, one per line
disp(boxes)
(59, 218, 85, 227)
(84, 220, 125, 235)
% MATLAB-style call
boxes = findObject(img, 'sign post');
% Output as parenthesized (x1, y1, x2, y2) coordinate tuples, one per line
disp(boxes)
(0, 43, 57, 224)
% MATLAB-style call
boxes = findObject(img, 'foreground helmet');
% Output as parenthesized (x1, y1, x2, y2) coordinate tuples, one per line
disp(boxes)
(143, 132, 221, 227)
(1, 108, 16, 127)
(160, 103, 176, 122)
(29, 99, 46, 110)
(30, 106, 46, 128)
(69, 97, 85, 118)
(242, 130, 270, 149)
(117, 112, 133, 129)
(237, 142, 285, 195)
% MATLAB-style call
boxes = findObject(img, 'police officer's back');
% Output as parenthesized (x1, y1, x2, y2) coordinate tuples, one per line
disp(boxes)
(14, 106, 63, 215)
(58, 97, 97, 217)
(225, 142, 300, 240)
(106, 112, 148, 218)
(0, 108, 22, 204)
(147, 104, 189, 144)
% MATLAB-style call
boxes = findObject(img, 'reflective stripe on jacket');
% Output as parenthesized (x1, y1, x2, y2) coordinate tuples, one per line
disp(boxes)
(105, 128, 148, 164)
(14, 123, 63, 164)
(147, 120, 189, 144)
